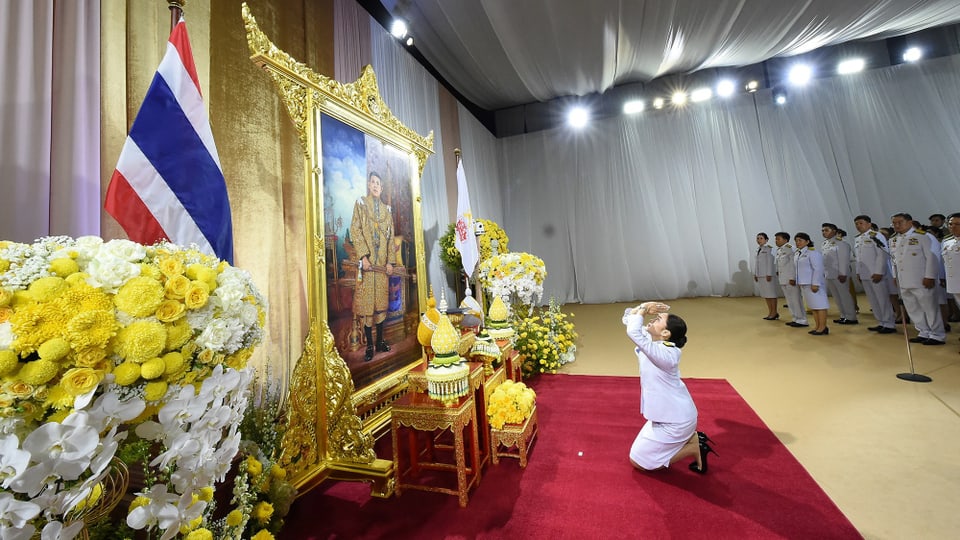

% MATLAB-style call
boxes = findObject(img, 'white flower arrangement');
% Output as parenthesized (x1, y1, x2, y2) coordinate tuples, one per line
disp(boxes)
(476, 252, 546, 314)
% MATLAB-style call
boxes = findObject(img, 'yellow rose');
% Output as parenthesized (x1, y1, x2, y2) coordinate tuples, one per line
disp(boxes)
(158, 257, 185, 277)
(184, 284, 209, 309)
(164, 275, 191, 300)
(197, 348, 216, 364)
(6, 380, 35, 399)
(0, 350, 18, 376)
(186, 264, 217, 288)
(225, 509, 243, 527)
(140, 358, 166, 380)
(60, 368, 103, 396)
(156, 299, 186, 323)
(49, 258, 79, 277)
(144, 381, 168, 401)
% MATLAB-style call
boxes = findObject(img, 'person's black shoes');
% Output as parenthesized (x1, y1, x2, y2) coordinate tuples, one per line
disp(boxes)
(876, 327, 896, 334)
(834, 318, 859, 325)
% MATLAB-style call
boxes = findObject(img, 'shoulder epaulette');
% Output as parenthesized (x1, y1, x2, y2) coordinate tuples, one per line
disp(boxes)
(916, 227, 926, 234)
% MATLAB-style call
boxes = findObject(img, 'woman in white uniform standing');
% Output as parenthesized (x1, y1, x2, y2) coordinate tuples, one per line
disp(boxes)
(755, 233, 779, 319)
(624, 302, 716, 474)
(795, 232, 830, 335)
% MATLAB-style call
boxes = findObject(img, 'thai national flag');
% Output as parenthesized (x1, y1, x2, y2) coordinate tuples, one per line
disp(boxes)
(105, 19, 233, 263)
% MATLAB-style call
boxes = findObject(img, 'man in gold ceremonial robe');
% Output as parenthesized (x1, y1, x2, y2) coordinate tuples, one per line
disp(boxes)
(351, 172, 396, 361)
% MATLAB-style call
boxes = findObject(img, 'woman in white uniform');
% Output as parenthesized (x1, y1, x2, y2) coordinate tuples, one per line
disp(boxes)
(624, 302, 716, 474)
(755, 233, 779, 319)
(795, 232, 830, 335)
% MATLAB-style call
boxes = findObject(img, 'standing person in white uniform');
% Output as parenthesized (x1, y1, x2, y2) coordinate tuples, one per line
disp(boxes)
(821, 223, 858, 324)
(853, 215, 896, 333)
(940, 213, 960, 347)
(775, 232, 807, 327)
(754, 233, 779, 320)
(795, 232, 830, 335)
(624, 302, 715, 474)
(890, 213, 945, 345)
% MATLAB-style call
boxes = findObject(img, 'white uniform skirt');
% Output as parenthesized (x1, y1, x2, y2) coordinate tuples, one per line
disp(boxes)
(756, 278, 778, 299)
(629, 417, 698, 470)
(800, 284, 829, 310)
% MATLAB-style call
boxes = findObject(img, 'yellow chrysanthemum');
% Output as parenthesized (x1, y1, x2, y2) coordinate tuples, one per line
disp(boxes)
(113, 362, 141, 386)
(180, 516, 205, 535)
(138, 263, 162, 281)
(46, 408, 71, 423)
(27, 276, 66, 302)
(114, 276, 165, 318)
(140, 358, 165, 380)
(198, 486, 215, 502)
(49, 258, 79, 277)
(246, 456, 263, 476)
(65, 309, 118, 351)
(269, 464, 286, 480)
(114, 320, 167, 363)
(225, 509, 243, 527)
(251, 530, 274, 540)
(156, 299, 186, 323)
(158, 256, 185, 278)
(43, 384, 74, 409)
(253, 501, 274, 523)
(0, 350, 19, 376)
(161, 351, 186, 376)
(73, 483, 103, 511)
(17, 359, 59, 385)
(38, 338, 70, 362)
(129, 496, 150, 513)
(225, 348, 252, 370)
(164, 275, 191, 300)
(0, 287, 13, 307)
(10, 290, 35, 307)
(11, 302, 68, 354)
(60, 281, 113, 312)
(184, 528, 212, 540)
(184, 284, 209, 310)
(166, 318, 193, 350)
(144, 380, 168, 401)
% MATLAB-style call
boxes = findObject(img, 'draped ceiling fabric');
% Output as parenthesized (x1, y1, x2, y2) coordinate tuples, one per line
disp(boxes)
(386, 0, 960, 110)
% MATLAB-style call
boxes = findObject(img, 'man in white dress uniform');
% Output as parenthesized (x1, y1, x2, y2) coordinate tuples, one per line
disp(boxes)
(853, 215, 896, 333)
(822, 223, 858, 324)
(890, 213, 945, 345)
(775, 232, 807, 327)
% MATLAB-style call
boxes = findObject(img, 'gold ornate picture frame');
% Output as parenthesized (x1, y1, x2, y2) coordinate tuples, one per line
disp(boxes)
(242, 4, 433, 496)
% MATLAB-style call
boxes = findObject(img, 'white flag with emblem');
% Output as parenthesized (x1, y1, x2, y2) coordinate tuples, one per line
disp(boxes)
(454, 156, 480, 278)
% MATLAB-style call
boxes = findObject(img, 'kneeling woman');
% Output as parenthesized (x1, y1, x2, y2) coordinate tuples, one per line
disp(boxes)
(624, 302, 715, 473)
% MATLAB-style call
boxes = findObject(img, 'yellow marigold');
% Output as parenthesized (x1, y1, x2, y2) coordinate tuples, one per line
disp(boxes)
(158, 256, 185, 278)
(43, 384, 74, 409)
(49, 258, 79, 277)
(38, 338, 70, 362)
(184, 284, 209, 310)
(17, 359, 59, 385)
(73, 483, 103, 511)
(28, 276, 66, 302)
(225, 509, 243, 527)
(198, 486, 215, 502)
(246, 456, 263, 476)
(140, 358, 165, 380)
(161, 351, 186, 375)
(156, 299, 186, 322)
(0, 350, 18, 376)
(129, 496, 150, 513)
(251, 531, 274, 540)
(269, 464, 286, 480)
(144, 380, 168, 401)
(11, 302, 68, 354)
(253, 501, 274, 523)
(114, 276, 165, 318)
(164, 275, 191, 300)
(184, 528, 212, 540)
(114, 320, 167, 363)
(165, 318, 193, 350)
(65, 310, 118, 350)
(59, 367, 103, 396)
(0, 287, 13, 307)
(138, 263, 162, 281)
(113, 362, 141, 386)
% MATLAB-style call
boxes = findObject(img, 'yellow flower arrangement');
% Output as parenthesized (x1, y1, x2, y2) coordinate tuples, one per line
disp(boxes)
(515, 299, 578, 375)
(486, 380, 536, 429)
(439, 218, 510, 274)
(477, 252, 547, 313)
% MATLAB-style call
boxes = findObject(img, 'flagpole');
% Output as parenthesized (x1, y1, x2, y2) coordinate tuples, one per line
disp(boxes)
(168, 0, 185, 31)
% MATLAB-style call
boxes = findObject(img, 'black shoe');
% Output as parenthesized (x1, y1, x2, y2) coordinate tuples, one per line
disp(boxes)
(364, 344, 374, 362)
(833, 318, 846, 324)
(763, 314, 780, 320)
(786, 322, 809, 327)
(689, 440, 717, 475)
(809, 328, 829, 335)
(944, 324, 951, 332)
(922, 339, 946, 346)
(696, 431, 715, 446)
(839, 319, 859, 325)
(375, 322, 391, 352)
(908, 337, 927, 343)
(867, 325, 883, 331)
(876, 327, 897, 334)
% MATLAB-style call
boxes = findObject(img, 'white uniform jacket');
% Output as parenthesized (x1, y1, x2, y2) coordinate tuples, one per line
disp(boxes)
(755, 245, 775, 279)
(941, 235, 960, 293)
(776, 243, 797, 285)
(795, 246, 825, 287)
(625, 314, 697, 424)
(854, 230, 889, 280)
(821, 238, 851, 279)
(890, 227, 938, 288)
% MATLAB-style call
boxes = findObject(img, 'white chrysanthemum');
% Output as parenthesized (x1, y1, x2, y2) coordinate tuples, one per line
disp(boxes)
(185, 302, 215, 332)
(100, 239, 146, 263)
(196, 318, 243, 352)
(85, 254, 141, 293)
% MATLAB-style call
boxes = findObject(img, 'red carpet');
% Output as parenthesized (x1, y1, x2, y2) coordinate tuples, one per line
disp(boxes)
(282, 375, 861, 539)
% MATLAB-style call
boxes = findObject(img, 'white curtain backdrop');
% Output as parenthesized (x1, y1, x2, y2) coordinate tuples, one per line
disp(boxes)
(500, 54, 960, 305)
(369, 20, 452, 302)
(0, 0, 100, 242)
(457, 103, 505, 227)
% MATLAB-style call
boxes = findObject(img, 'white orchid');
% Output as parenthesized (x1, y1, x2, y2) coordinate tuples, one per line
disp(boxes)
(0, 435, 29, 490)
(0, 493, 41, 539)
(39, 520, 83, 540)
(126, 484, 180, 533)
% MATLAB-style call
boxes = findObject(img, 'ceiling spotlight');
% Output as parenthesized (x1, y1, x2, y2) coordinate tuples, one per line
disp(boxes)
(405, 36, 414, 47)
(568, 106, 590, 128)
(773, 87, 788, 105)
(623, 100, 645, 114)
(653, 97, 665, 109)
(671, 91, 688, 105)
(837, 58, 865, 75)
(903, 46, 923, 62)
(390, 19, 408, 39)
(788, 64, 813, 86)
(745, 80, 759, 93)
(716, 79, 736, 97)
(690, 87, 712, 102)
